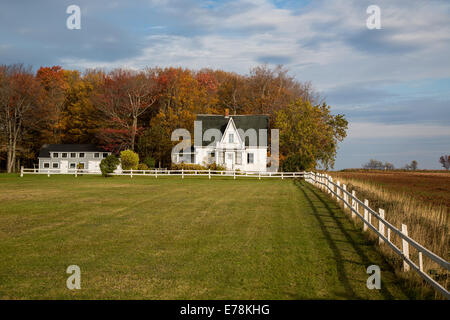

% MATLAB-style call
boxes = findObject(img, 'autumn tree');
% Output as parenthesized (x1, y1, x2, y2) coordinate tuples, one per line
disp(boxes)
(0, 64, 41, 172)
(275, 99, 347, 170)
(36, 66, 68, 143)
(95, 68, 158, 152)
(63, 69, 102, 144)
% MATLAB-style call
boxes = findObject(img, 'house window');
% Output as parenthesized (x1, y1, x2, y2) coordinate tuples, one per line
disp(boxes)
(52, 152, 58, 158)
(103, 153, 108, 158)
(43, 162, 50, 168)
(69, 163, 76, 169)
(78, 162, 85, 169)
(52, 162, 59, 169)
(210, 152, 215, 158)
(94, 153, 100, 158)
(61, 153, 67, 158)
(229, 134, 234, 143)
(247, 153, 254, 164)
(79, 153, 85, 158)
(70, 153, 76, 158)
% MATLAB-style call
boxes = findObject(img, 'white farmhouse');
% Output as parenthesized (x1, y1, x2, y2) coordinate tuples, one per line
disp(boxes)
(174, 111, 270, 172)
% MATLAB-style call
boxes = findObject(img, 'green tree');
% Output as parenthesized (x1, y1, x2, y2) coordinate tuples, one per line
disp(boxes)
(274, 99, 348, 170)
(100, 154, 120, 177)
(120, 149, 139, 170)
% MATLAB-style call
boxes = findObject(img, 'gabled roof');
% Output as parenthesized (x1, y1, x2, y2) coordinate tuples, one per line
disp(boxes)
(219, 117, 243, 146)
(195, 114, 269, 147)
(39, 144, 108, 158)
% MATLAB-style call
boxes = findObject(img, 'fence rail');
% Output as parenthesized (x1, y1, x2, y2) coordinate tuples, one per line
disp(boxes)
(20, 167, 305, 179)
(304, 171, 449, 299)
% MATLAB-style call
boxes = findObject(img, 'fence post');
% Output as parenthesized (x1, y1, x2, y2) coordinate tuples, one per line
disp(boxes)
(182, 168, 184, 179)
(330, 177, 334, 197)
(342, 184, 347, 209)
(327, 175, 331, 194)
(47, 170, 50, 177)
(20, 166, 24, 177)
(336, 181, 341, 202)
(281, 172, 284, 180)
(75, 168, 77, 178)
(363, 199, 369, 231)
(208, 169, 211, 180)
(418, 252, 423, 272)
(155, 169, 158, 179)
(378, 209, 385, 245)
(351, 190, 357, 219)
(130, 169, 133, 178)
(234, 170, 236, 180)
(258, 172, 261, 180)
(401, 224, 410, 272)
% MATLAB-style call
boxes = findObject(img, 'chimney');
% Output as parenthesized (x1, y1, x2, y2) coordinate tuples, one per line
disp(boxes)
(225, 108, 229, 118)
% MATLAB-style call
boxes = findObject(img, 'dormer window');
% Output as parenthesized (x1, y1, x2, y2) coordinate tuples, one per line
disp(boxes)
(52, 152, 58, 158)
(229, 133, 234, 143)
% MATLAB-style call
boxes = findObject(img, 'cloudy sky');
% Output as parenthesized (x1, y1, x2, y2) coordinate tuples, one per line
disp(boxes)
(1, 0, 449, 169)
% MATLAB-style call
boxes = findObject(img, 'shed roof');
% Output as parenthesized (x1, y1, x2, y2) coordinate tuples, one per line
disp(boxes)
(39, 144, 108, 158)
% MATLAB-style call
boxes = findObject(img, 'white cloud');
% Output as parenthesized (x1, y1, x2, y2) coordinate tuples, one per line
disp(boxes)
(348, 122, 450, 139)
(58, 0, 450, 92)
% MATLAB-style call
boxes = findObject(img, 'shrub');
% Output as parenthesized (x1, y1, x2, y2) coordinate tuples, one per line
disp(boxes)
(120, 150, 139, 170)
(206, 163, 226, 171)
(100, 155, 120, 177)
(137, 163, 149, 170)
(281, 154, 313, 172)
(143, 157, 155, 168)
(171, 162, 207, 170)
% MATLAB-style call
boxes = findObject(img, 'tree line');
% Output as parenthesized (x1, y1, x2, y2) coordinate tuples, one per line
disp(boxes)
(0, 63, 348, 172)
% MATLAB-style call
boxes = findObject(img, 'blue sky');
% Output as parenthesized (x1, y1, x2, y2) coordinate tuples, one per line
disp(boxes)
(1, 0, 449, 169)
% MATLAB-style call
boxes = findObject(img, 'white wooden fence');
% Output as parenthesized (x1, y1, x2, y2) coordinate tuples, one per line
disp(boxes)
(304, 171, 450, 299)
(20, 167, 304, 180)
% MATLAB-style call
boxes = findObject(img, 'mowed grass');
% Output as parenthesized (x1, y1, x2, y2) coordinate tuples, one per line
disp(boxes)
(0, 174, 416, 299)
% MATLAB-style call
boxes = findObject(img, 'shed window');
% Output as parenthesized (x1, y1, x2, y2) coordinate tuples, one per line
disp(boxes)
(103, 153, 108, 158)
(43, 162, 50, 168)
(79, 153, 85, 158)
(69, 163, 76, 169)
(70, 153, 76, 158)
(61, 153, 67, 158)
(52, 163, 59, 169)
(52, 153, 58, 158)
(94, 153, 100, 158)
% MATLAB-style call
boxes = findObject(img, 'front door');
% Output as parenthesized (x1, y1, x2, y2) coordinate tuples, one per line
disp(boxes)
(225, 152, 234, 170)
(60, 160, 68, 174)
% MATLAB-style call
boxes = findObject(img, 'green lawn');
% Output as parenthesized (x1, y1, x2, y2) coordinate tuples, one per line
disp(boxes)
(0, 174, 415, 299)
